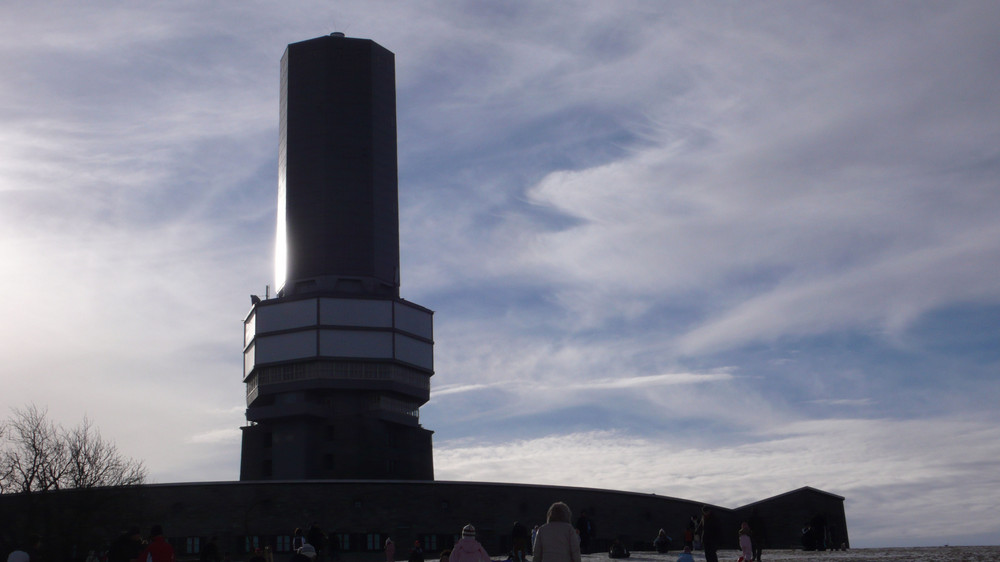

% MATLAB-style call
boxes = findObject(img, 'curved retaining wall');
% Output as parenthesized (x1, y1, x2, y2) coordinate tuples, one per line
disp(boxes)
(0, 481, 847, 560)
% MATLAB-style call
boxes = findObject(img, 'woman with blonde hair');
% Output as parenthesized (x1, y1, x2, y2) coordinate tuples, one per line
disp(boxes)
(532, 502, 581, 562)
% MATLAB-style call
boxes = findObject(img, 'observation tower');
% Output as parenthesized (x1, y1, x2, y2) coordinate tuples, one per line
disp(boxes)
(239, 34, 434, 480)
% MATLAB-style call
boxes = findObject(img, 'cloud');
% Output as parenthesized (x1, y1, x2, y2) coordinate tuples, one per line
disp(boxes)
(675, 226, 1000, 354)
(434, 414, 1000, 547)
(576, 372, 734, 390)
(432, 383, 497, 397)
(188, 428, 242, 445)
(805, 398, 873, 408)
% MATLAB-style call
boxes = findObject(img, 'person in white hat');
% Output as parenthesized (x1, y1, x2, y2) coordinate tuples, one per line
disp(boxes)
(449, 524, 491, 562)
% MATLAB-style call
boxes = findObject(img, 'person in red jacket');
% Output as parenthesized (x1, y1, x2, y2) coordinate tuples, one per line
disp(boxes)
(137, 525, 175, 562)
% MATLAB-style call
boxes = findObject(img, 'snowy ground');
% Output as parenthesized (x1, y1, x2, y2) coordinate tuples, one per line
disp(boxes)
(576, 547, 1000, 562)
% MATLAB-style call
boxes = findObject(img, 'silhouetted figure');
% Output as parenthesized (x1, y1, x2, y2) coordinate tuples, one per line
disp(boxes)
(201, 536, 221, 562)
(700, 506, 722, 562)
(653, 529, 672, 553)
(307, 524, 326, 561)
(533, 502, 581, 562)
(511, 521, 529, 562)
(408, 541, 424, 562)
(292, 529, 306, 552)
(811, 515, 827, 551)
(747, 509, 766, 561)
(575, 513, 594, 554)
(108, 528, 143, 562)
(683, 522, 695, 550)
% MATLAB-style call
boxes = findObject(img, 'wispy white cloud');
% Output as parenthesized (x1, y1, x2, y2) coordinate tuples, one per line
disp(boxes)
(434, 414, 1000, 546)
(188, 428, 241, 445)
(575, 372, 734, 390)
(805, 398, 873, 408)
(432, 383, 497, 397)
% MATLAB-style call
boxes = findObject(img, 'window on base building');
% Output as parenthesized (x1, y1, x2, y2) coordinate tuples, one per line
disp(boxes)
(244, 536, 260, 553)
(185, 537, 200, 554)
(331, 533, 350, 551)
(275, 536, 291, 552)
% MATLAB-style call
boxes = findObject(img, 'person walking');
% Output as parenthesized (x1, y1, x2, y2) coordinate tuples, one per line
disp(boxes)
(511, 521, 529, 562)
(700, 506, 722, 562)
(532, 502, 581, 562)
(748, 509, 766, 561)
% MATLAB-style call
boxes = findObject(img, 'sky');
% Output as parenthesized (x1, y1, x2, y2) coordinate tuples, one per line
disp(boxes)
(1, 0, 999, 549)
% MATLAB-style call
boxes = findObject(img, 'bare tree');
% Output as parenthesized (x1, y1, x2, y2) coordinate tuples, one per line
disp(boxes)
(65, 416, 146, 488)
(0, 405, 67, 492)
(0, 405, 146, 493)
(0, 420, 10, 494)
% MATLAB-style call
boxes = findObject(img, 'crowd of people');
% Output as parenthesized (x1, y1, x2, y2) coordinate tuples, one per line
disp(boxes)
(6, 502, 769, 562)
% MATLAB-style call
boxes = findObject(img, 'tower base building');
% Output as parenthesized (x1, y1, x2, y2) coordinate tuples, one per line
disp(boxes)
(239, 296, 434, 480)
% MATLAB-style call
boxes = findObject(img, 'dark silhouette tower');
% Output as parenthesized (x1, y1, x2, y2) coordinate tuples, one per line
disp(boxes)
(240, 34, 434, 480)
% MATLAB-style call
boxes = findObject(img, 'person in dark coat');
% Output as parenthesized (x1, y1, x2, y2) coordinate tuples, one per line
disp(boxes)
(408, 541, 424, 562)
(575, 513, 594, 554)
(200, 536, 221, 562)
(511, 521, 530, 562)
(748, 510, 766, 561)
(700, 506, 723, 562)
(652, 529, 671, 553)
(108, 528, 143, 562)
(307, 524, 326, 561)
